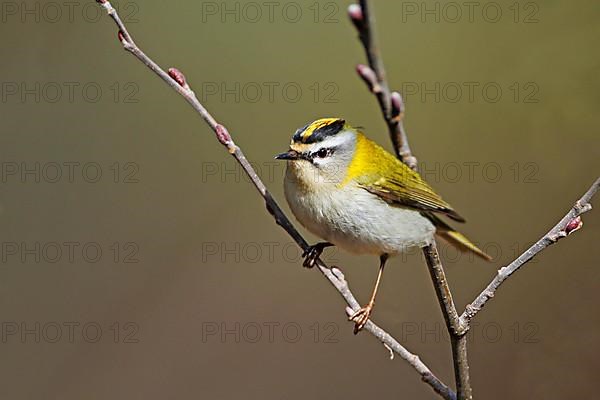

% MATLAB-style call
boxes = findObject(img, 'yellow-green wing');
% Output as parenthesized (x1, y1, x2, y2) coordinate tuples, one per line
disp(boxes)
(351, 133, 465, 222)
(346, 133, 491, 260)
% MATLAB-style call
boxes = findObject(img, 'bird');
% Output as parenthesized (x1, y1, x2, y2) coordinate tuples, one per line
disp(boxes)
(275, 117, 491, 334)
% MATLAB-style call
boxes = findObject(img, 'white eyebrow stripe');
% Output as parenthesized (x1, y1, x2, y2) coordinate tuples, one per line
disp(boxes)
(310, 130, 354, 150)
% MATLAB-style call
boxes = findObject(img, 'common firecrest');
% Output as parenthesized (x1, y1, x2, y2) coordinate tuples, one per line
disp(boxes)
(276, 117, 491, 333)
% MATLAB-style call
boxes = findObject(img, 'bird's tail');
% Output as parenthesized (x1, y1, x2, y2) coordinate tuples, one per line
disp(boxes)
(436, 229, 492, 261)
(425, 213, 492, 261)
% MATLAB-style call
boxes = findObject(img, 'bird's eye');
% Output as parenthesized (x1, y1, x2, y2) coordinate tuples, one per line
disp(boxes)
(316, 148, 330, 158)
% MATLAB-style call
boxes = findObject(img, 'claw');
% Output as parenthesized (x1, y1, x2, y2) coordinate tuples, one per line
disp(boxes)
(301, 242, 332, 268)
(349, 303, 374, 334)
(301, 247, 319, 268)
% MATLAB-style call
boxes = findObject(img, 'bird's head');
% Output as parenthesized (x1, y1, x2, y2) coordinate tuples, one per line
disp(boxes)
(275, 118, 357, 185)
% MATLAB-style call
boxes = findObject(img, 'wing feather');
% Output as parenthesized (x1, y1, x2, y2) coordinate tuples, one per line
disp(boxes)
(351, 134, 465, 222)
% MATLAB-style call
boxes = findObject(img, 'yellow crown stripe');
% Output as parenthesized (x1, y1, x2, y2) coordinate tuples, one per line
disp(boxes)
(301, 118, 342, 140)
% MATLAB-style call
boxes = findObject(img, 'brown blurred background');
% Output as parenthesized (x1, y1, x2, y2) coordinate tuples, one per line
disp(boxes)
(0, 1, 598, 399)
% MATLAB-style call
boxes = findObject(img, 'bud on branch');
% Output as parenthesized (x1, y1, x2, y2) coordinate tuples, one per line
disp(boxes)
(168, 67, 188, 89)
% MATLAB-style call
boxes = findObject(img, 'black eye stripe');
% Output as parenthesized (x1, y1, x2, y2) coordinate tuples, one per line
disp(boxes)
(307, 147, 334, 161)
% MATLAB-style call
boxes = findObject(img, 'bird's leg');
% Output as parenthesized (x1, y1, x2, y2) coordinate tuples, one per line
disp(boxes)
(302, 242, 334, 268)
(349, 254, 388, 334)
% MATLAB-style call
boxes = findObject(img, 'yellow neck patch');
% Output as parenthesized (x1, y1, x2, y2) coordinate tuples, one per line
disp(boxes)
(341, 133, 378, 186)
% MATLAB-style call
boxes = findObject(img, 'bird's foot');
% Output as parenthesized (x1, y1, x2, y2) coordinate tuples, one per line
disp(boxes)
(349, 302, 374, 334)
(302, 242, 332, 268)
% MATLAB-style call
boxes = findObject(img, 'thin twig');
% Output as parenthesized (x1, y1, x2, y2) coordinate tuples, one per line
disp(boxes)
(422, 242, 461, 335)
(96, 1, 455, 399)
(460, 177, 600, 330)
(423, 243, 471, 399)
(350, 4, 599, 400)
(450, 335, 472, 400)
(350, 1, 471, 398)
(349, 1, 417, 169)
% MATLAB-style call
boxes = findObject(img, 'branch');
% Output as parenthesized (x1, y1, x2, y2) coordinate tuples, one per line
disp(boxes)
(96, 1, 455, 399)
(460, 177, 600, 329)
(423, 243, 461, 334)
(350, 1, 470, 397)
(450, 335, 472, 400)
(349, 1, 417, 169)
(423, 243, 472, 399)
(350, 4, 599, 400)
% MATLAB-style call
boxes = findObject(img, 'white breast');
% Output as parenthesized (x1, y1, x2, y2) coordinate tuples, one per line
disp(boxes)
(284, 167, 435, 256)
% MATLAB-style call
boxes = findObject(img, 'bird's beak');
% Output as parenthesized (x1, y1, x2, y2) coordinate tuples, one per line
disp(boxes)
(275, 149, 300, 160)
